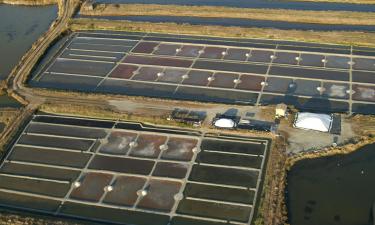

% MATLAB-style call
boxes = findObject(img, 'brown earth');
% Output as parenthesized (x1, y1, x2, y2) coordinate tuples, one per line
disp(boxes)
(80, 3, 375, 26)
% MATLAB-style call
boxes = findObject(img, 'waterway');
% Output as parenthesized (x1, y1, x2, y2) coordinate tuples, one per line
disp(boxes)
(92, 0, 375, 12)
(287, 143, 375, 225)
(0, 4, 58, 80)
(77, 15, 375, 32)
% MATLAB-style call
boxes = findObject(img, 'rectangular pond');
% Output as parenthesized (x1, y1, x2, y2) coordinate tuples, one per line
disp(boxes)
(29, 31, 375, 114)
(0, 114, 270, 225)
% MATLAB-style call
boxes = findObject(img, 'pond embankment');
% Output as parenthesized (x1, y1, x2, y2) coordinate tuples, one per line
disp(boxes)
(70, 18, 375, 47)
(291, 0, 375, 5)
(79, 3, 375, 26)
(0, 0, 57, 5)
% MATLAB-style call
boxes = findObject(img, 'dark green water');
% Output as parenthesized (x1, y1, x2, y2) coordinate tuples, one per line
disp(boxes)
(0, 4, 57, 80)
(0, 95, 21, 108)
(287, 143, 375, 225)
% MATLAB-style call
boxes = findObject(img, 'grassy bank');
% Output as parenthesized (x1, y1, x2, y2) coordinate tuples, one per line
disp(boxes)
(0, 208, 94, 225)
(0, 0, 57, 5)
(80, 3, 375, 26)
(39, 102, 193, 128)
(38, 100, 274, 138)
(286, 135, 375, 170)
(253, 137, 287, 225)
(0, 109, 22, 157)
(70, 18, 375, 47)
(0, 110, 21, 130)
(290, 0, 375, 4)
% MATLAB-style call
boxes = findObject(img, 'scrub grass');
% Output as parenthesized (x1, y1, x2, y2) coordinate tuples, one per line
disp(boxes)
(0, 0, 57, 5)
(0, 108, 22, 157)
(38, 101, 274, 138)
(0, 110, 21, 127)
(351, 114, 375, 136)
(286, 135, 375, 170)
(253, 138, 288, 225)
(290, 0, 375, 4)
(70, 18, 375, 47)
(79, 3, 375, 26)
(0, 208, 94, 225)
(39, 102, 194, 128)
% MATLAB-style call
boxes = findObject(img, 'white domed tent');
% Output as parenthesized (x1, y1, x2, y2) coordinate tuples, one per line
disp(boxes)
(214, 118, 236, 128)
(293, 112, 333, 132)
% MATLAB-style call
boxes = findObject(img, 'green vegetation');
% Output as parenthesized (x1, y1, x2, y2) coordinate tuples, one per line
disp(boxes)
(80, 3, 375, 26)
(70, 18, 375, 47)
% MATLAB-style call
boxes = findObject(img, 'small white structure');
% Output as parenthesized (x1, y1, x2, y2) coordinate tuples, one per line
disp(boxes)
(104, 185, 113, 192)
(275, 103, 287, 118)
(293, 112, 333, 132)
(73, 181, 81, 188)
(214, 118, 236, 128)
(137, 189, 148, 197)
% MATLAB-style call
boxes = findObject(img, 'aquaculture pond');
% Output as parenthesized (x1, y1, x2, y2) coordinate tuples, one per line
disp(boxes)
(0, 114, 270, 225)
(287, 143, 375, 225)
(0, 4, 57, 80)
(30, 31, 375, 115)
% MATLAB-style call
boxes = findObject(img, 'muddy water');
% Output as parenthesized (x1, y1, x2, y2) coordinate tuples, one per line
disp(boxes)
(287, 143, 375, 225)
(0, 4, 57, 80)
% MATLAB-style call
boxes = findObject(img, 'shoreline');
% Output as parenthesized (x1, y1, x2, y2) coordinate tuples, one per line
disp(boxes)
(79, 4, 375, 26)
(286, 135, 375, 170)
(279, 135, 375, 225)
